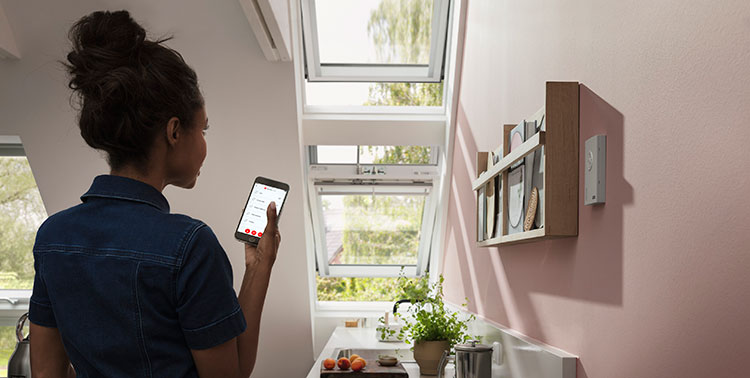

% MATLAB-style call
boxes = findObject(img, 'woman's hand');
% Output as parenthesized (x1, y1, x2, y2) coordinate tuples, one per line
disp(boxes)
(244, 202, 281, 269)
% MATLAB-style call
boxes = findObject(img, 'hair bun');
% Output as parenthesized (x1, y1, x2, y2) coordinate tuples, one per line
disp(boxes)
(65, 10, 147, 96)
(64, 10, 203, 171)
(70, 10, 145, 57)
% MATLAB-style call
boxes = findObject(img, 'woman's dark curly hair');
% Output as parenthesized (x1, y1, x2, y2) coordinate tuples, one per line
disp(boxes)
(64, 10, 204, 170)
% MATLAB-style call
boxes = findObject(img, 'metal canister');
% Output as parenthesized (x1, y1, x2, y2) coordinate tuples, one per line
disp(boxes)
(7, 312, 31, 378)
(454, 340, 492, 378)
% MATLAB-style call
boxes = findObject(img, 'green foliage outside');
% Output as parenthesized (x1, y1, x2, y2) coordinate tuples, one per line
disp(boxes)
(366, 0, 443, 107)
(337, 194, 423, 265)
(0, 157, 47, 289)
(367, 0, 432, 64)
(366, 82, 443, 107)
(317, 277, 406, 302)
(363, 146, 431, 165)
(0, 156, 45, 375)
(316, 0, 443, 301)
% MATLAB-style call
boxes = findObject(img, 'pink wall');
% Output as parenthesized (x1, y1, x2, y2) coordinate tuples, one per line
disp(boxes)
(441, 0, 750, 377)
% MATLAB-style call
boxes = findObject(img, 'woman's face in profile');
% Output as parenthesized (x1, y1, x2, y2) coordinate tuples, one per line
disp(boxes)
(171, 106, 208, 189)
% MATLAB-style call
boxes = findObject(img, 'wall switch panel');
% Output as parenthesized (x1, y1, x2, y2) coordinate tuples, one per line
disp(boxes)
(584, 135, 606, 205)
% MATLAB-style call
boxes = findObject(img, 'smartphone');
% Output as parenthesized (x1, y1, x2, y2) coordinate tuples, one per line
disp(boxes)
(235, 176, 289, 246)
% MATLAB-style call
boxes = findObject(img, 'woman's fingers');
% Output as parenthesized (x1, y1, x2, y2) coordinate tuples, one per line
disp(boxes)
(255, 202, 280, 265)
(263, 202, 278, 235)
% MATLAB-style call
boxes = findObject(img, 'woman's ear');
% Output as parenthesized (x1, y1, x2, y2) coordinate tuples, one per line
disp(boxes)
(165, 117, 181, 147)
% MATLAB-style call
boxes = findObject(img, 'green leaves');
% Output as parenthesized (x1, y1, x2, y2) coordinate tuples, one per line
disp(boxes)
(367, 0, 433, 65)
(316, 276, 417, 302)
(393, 273, 475, 350)
(365, 0, 443, 107)
(0, 157, 47, 289)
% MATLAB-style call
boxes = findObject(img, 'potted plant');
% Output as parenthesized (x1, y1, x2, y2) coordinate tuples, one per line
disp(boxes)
(379, 273, 476, 375)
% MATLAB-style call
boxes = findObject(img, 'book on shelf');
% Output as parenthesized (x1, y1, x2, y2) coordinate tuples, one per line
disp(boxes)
(508, 121, 525, 235)
(530, 106, 545, 228)
(492, 145, 503, 238)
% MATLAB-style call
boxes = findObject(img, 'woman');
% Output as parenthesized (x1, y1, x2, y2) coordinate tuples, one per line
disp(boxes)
(28, 10, 280, 378)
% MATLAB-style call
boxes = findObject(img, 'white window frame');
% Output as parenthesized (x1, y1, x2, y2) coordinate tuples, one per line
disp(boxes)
(301, 0, 451, 83)
(0, 137, 33, 327)
(289, 0, 468, 310)
(308, 146, 440, 278)
(0, 290, 31, 326)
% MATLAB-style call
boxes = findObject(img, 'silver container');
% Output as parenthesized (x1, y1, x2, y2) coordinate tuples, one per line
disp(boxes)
(454, 340, 492, 378)
(8, 312, 32, 378)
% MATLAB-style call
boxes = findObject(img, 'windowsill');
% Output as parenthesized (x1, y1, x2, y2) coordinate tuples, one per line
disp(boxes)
(0, 290, 31, 325)
(315, 301, 393, 318)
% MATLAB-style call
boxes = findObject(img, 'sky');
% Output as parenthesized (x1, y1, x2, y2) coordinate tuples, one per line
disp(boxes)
(306, 0, 383, 105)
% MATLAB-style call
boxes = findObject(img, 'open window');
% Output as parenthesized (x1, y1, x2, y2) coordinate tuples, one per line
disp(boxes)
(293, 0, 461, 304)
(308, 146, 440, 301)
(301, 0, 451, 83)
(0, 137, 47, 369)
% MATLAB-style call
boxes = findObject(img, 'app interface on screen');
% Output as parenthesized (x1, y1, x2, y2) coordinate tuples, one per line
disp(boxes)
(237, 183, 286, 237)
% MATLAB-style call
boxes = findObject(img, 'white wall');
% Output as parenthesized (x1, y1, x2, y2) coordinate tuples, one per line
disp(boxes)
(0, 1, 314, 377)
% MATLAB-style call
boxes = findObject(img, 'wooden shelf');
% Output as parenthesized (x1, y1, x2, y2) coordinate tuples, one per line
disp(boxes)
(475, 81, 579, 247)
(477, 228, 546, 247)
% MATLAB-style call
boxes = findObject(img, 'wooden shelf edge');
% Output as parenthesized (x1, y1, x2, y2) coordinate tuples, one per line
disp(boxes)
(472, 131, 545, 191)
(477, 228, 546, 247)
(476, 235, 503, 247)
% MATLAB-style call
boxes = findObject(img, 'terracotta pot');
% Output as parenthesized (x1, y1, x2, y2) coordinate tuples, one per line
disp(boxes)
(413, 340, 450, 375)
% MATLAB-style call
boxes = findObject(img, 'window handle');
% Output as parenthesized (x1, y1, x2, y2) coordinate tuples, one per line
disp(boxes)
(1, 297, 19, 305)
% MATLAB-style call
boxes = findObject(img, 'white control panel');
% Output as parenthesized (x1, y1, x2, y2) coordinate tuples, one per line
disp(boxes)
(584, 135, 606, 205)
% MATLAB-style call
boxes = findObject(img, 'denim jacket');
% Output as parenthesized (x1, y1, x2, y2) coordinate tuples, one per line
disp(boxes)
(29, 175, 246, 377)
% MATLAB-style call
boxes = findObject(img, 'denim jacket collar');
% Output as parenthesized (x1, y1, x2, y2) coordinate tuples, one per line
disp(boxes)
(81, 175, 170, 213)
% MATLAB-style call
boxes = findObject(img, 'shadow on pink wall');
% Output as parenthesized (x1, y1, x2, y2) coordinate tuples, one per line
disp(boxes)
(442, 84, 633, 358)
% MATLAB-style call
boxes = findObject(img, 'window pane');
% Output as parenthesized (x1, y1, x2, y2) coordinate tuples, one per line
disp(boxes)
(0, 323, 28, 377)
(306, 81, 443, 106)
(314, 0, 435, 65)
(0, 156, 47, 290)
(322, 194, 425, 266)
(315, 145, 358, 164)
(360, 146, 432, 164)
(317, 276, 418, 301)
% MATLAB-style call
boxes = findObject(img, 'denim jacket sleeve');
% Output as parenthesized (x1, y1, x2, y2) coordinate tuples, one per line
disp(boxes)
(29, 254, 57, 327)
(175, 223, 246, 350)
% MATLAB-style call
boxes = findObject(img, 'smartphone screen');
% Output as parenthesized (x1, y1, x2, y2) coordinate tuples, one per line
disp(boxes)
(236, 182, 288, 239)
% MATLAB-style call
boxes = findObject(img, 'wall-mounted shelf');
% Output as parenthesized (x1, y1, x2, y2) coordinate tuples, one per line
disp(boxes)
(475, 81, 579, 247)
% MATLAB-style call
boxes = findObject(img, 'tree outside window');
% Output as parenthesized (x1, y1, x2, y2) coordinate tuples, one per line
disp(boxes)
(0, 155, 47, 374)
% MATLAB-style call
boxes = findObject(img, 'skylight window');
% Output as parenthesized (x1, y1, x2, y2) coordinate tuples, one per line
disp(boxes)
(301, 0, 451, 83)
(308, 145, 439, 280)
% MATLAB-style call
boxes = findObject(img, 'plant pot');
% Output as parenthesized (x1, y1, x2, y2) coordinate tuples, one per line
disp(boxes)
(413, 340, 450, 375)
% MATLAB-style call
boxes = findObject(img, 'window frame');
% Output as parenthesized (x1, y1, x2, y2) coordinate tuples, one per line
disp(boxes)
(290, 0, 467, 309)
(307, 146, 440, 280)
(0, 138, 35, 327)
(301, 0, 452, 83)
(311, 182, 437, 277)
